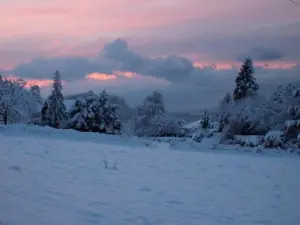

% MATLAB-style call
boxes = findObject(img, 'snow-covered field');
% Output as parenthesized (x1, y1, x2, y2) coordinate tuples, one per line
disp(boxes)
(1, 125, 300, 225)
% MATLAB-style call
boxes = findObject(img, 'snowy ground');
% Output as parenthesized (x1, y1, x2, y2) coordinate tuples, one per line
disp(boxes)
(1, 125, 300, 225)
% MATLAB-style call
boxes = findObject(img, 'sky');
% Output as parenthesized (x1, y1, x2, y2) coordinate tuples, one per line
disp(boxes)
(0, 0, 300, 111)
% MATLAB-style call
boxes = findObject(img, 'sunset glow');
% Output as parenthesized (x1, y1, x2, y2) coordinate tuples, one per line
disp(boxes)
(193, 62, 235, 70)
(86, 73, 117, 81)
(0, 0, 298, 107)
(24, 79, 54, 88)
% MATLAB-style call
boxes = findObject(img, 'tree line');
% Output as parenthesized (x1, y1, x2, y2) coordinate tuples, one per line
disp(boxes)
(0, 58, 299, 149)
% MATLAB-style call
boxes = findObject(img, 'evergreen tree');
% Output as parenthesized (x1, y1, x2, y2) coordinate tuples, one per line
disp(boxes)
(67, 90, 122, 134)
(68, 98, 88, 131)
(133, 91, 182, 137)
(85, 91, 100, 132)
(45, 71, 67, 128)
(98, 90, 109, 132)
(233, 58, 259, 101)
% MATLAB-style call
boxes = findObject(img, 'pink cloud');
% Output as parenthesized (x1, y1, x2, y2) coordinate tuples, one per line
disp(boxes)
(85, 71, 136, 81)
(86, 73, 117, 81)
(1, 0, 299, 70)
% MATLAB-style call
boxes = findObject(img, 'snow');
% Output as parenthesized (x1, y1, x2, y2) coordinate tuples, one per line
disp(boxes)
(1, 125, 300, 225)
(234, 135, 263, 147)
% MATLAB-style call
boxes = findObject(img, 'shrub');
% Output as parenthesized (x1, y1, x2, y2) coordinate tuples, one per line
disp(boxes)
(263, 131, 286, 149)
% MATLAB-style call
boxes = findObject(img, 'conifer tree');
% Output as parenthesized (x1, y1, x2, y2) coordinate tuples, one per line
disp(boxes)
(233, 58, 259, 101)
(68, 98, 88, 131)
(45, 71, 67, 128)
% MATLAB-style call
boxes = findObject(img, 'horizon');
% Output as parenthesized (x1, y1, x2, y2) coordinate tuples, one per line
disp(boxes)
(1, 0, 300, 111)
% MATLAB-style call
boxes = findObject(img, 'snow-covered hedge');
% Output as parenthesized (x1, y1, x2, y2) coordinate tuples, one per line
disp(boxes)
(234, 135, 263, 147)
(263, 131, 286, 148)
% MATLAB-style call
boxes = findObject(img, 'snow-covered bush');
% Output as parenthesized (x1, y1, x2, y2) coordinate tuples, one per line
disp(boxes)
(263, 131, 286, 149)
(191, 129, 205, 142)
(234, 135, 263, 148)
(225, 95, 271, 135)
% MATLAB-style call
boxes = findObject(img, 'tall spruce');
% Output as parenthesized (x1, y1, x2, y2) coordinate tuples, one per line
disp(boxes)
(233, 58, 259, 101)
(45, 71, 67, 128)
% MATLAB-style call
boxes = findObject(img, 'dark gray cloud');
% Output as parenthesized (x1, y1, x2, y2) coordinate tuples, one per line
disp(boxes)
(10, 39, 195, 82)
(102, 39, 194, 82)
(237, 47, 285, 61)
(6, 38, 300, 104)
(132, 21, 300, 62)
(11, 56, 115, 81)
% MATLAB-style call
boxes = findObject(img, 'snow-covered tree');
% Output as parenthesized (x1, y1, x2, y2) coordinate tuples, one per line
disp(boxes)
(68, 98, 88, 131)
(105, 103, 121, 134)
(98, 90, 110, 132)
(85, 91, 101, 132)
(134, 91, 183, 137)
(201, 110, 210, 129)
(97, 90, 121, 134)
(29, 85, 43, 105)
(108, 94, 133, 122)
(44, 71, 67, 128)
(0, 77, 39, 124)
(233, 58, 259, 101)
(67, 90, 121, 134)
(284, 86, 300, 139)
